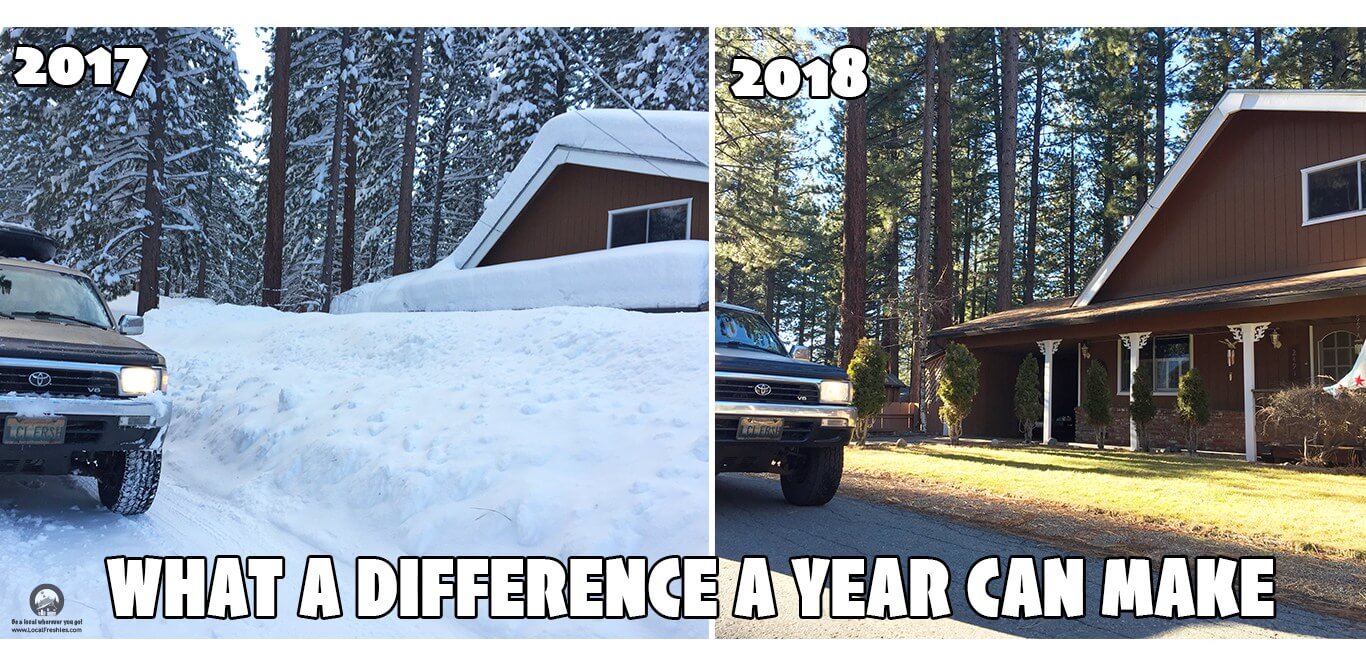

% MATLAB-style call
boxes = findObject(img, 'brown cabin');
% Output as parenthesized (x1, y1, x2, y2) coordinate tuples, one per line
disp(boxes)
(446, 109, 709, 269)
(927, 90, 1366, 461)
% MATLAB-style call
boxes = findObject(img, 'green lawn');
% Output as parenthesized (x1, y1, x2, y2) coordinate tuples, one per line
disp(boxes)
(846, 441, 1366, 559)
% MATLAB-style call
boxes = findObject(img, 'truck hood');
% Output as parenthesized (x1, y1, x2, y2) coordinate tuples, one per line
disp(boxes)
(715, 348, 848, 381)
(0, 319, 164, 366)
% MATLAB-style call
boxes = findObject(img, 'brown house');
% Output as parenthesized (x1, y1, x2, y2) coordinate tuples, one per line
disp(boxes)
(447, 109, 709, 269)
(927, 90, 1366, 461)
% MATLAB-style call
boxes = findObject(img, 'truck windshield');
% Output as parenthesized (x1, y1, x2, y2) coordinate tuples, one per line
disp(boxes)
(716, 308, 786, 356)
(0, 265, 112, 329)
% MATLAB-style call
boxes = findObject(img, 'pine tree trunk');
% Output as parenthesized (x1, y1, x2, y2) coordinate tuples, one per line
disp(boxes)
(1155, 27, 1167, 185)
(194, 147, 213, 300)
(320, 28, 353, 312)
(883, 204, 900, 380)
(1066, 133, 1078, 295)
(838, 27, 871, 367)
(1136, 32, 1149, 206)
(996, 28, 1019, 312)
(262, 28, 292, 308)
(137, 27, 169, 317)
(912, 29, 936, 418)
(932, 31, 955, 330)
(427, 106, 453, 268)
(341, 74, 358, 293)
(1253, 28, 1265, 86)
(1024, 42, 1043, 305)
(393, 27, 425, 277)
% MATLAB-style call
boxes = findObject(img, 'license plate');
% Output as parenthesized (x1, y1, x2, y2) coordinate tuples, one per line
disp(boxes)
(4, 417, 67, 445)
(737, 417, 783, 441)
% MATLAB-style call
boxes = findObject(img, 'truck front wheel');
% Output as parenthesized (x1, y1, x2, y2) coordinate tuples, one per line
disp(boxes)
(97, 450, 162, 515)
(780, 447, 843, 506)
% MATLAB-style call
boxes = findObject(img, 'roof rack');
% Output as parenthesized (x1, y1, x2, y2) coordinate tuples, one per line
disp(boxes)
(0, 222, 58, 262)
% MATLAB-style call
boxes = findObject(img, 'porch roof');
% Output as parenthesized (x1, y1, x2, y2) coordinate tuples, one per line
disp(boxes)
(932, 265, 1366, 340)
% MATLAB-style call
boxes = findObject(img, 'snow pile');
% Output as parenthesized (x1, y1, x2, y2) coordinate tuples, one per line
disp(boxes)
(331, 240, 709, 314)
(1, 297, 708, 638)
(446, 108, 708, 269)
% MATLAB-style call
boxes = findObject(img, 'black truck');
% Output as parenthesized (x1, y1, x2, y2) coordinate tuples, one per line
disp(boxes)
(0, 223, 170, 514)
(714, 303, 854, 506)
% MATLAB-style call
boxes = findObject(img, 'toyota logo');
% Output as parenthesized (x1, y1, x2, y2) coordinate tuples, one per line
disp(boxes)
(753, 383, 772, 397)
(27, 372, 51, 388)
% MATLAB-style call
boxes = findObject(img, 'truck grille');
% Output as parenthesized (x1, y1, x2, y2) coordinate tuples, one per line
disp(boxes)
(0, 365, 120, 397)
(715, 378, 819, 404)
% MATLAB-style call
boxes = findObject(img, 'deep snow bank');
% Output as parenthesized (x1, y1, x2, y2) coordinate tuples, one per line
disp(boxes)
(331, 240, 709, 314)
(52, 296, 708, 637)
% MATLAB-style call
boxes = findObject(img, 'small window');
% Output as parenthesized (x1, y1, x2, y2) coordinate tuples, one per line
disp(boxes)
(1318, 330, 1362, 383)
(1303, 155, 1366, 225)
(1118, 334, 1192, 395)
(608, 199, 691, 248)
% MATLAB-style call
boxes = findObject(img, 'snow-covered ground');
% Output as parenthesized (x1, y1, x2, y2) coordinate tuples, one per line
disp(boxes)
(0, 297, 708, 638)
(332, 240, 710, 314)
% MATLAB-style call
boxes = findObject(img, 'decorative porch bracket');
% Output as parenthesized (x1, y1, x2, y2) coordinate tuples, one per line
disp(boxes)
(1228, 322, 1271, 463)
(1038, 340, 1062, 444)
(1120, 332, 1152, 450)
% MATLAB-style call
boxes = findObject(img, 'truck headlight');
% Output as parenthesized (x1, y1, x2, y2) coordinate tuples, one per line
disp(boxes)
(119, 366, 162, 395)
(819, 379, 852, 405)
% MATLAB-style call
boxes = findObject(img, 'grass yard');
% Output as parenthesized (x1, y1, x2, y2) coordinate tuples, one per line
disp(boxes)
(846, 441, 1366, 560)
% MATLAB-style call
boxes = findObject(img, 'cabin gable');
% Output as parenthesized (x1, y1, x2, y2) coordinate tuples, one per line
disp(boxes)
(1093, 111, 1366, 303)
(478, 164, 710, 267)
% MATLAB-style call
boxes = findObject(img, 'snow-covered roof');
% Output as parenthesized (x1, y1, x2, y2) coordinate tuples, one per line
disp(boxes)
(1076, 89, 1366, 307)
(445, 109, 709, 269)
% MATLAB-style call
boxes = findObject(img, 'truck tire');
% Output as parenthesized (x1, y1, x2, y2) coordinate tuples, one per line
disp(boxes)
(780, 447, 843, 506)
(97, 450, 161, 515)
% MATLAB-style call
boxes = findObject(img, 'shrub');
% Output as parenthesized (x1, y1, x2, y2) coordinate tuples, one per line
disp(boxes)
(847, 338, 889, 445)
(1130, 362, 1156, 451)
(1259, 385, 1366, 466)
(1013, 354, 1042, 441)
(1082, 360, 1112, 449)
(1176, 367, 1210, 455)
(937, 342, 980, 444)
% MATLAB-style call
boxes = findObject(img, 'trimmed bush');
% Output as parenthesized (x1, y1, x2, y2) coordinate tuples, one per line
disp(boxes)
(1176, 367, 1210, 455)
(1014, 354, 1042, 441)
(848, 338, 889, 445)
(937, 342, 980, 444)
(1082, 360, 1112, 449)
(1130, 362, 1156, 451)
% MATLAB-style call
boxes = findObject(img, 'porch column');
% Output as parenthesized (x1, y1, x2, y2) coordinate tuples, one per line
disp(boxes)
(1120, 332, 1151, 450)
(1038, 340, 1062, 444)
(1229, 323, 1271, 463)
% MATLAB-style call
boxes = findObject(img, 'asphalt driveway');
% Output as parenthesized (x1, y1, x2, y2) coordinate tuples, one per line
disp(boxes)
(715, 474, 1366, 639)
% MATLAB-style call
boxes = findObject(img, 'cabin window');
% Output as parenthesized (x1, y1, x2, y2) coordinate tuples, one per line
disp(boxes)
(607, 199, 692, 248)
(1117, 334, 1192, 395)
(1302, 154, 1366, 225)
(1317, 330, 1362, 383)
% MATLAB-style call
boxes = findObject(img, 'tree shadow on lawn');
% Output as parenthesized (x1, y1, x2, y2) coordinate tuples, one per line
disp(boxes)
(863, 444, 1225, 480)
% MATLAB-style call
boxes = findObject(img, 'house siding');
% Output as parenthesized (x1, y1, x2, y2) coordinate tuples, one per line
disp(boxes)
(1094, 111, 1366, 302)
(478, 164, 709, 267)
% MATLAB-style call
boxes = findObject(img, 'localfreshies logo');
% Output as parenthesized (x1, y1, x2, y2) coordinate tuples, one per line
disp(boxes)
(30, 584, 63, 617)
(753, 383, 772, 397)
(27, 371, 51, 388)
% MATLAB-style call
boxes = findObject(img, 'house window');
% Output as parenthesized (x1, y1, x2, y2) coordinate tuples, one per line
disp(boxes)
(608, 199, 691, 248)
(1317, 330, 1362, 383)
(1118, 334, 1192, 395)
(1302, 154, 1366, 225)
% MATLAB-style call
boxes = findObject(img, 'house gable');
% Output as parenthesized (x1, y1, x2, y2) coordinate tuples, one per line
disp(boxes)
(1091, 109, 1366, 303)
(478, 164, 710, 267)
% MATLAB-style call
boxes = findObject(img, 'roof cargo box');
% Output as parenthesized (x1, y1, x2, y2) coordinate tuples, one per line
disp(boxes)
(0, 222, 58, 262)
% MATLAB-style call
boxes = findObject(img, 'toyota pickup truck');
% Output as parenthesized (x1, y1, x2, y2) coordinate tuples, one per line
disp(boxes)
(715, 303, 853, 506)
(0, 224, 170, 515)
